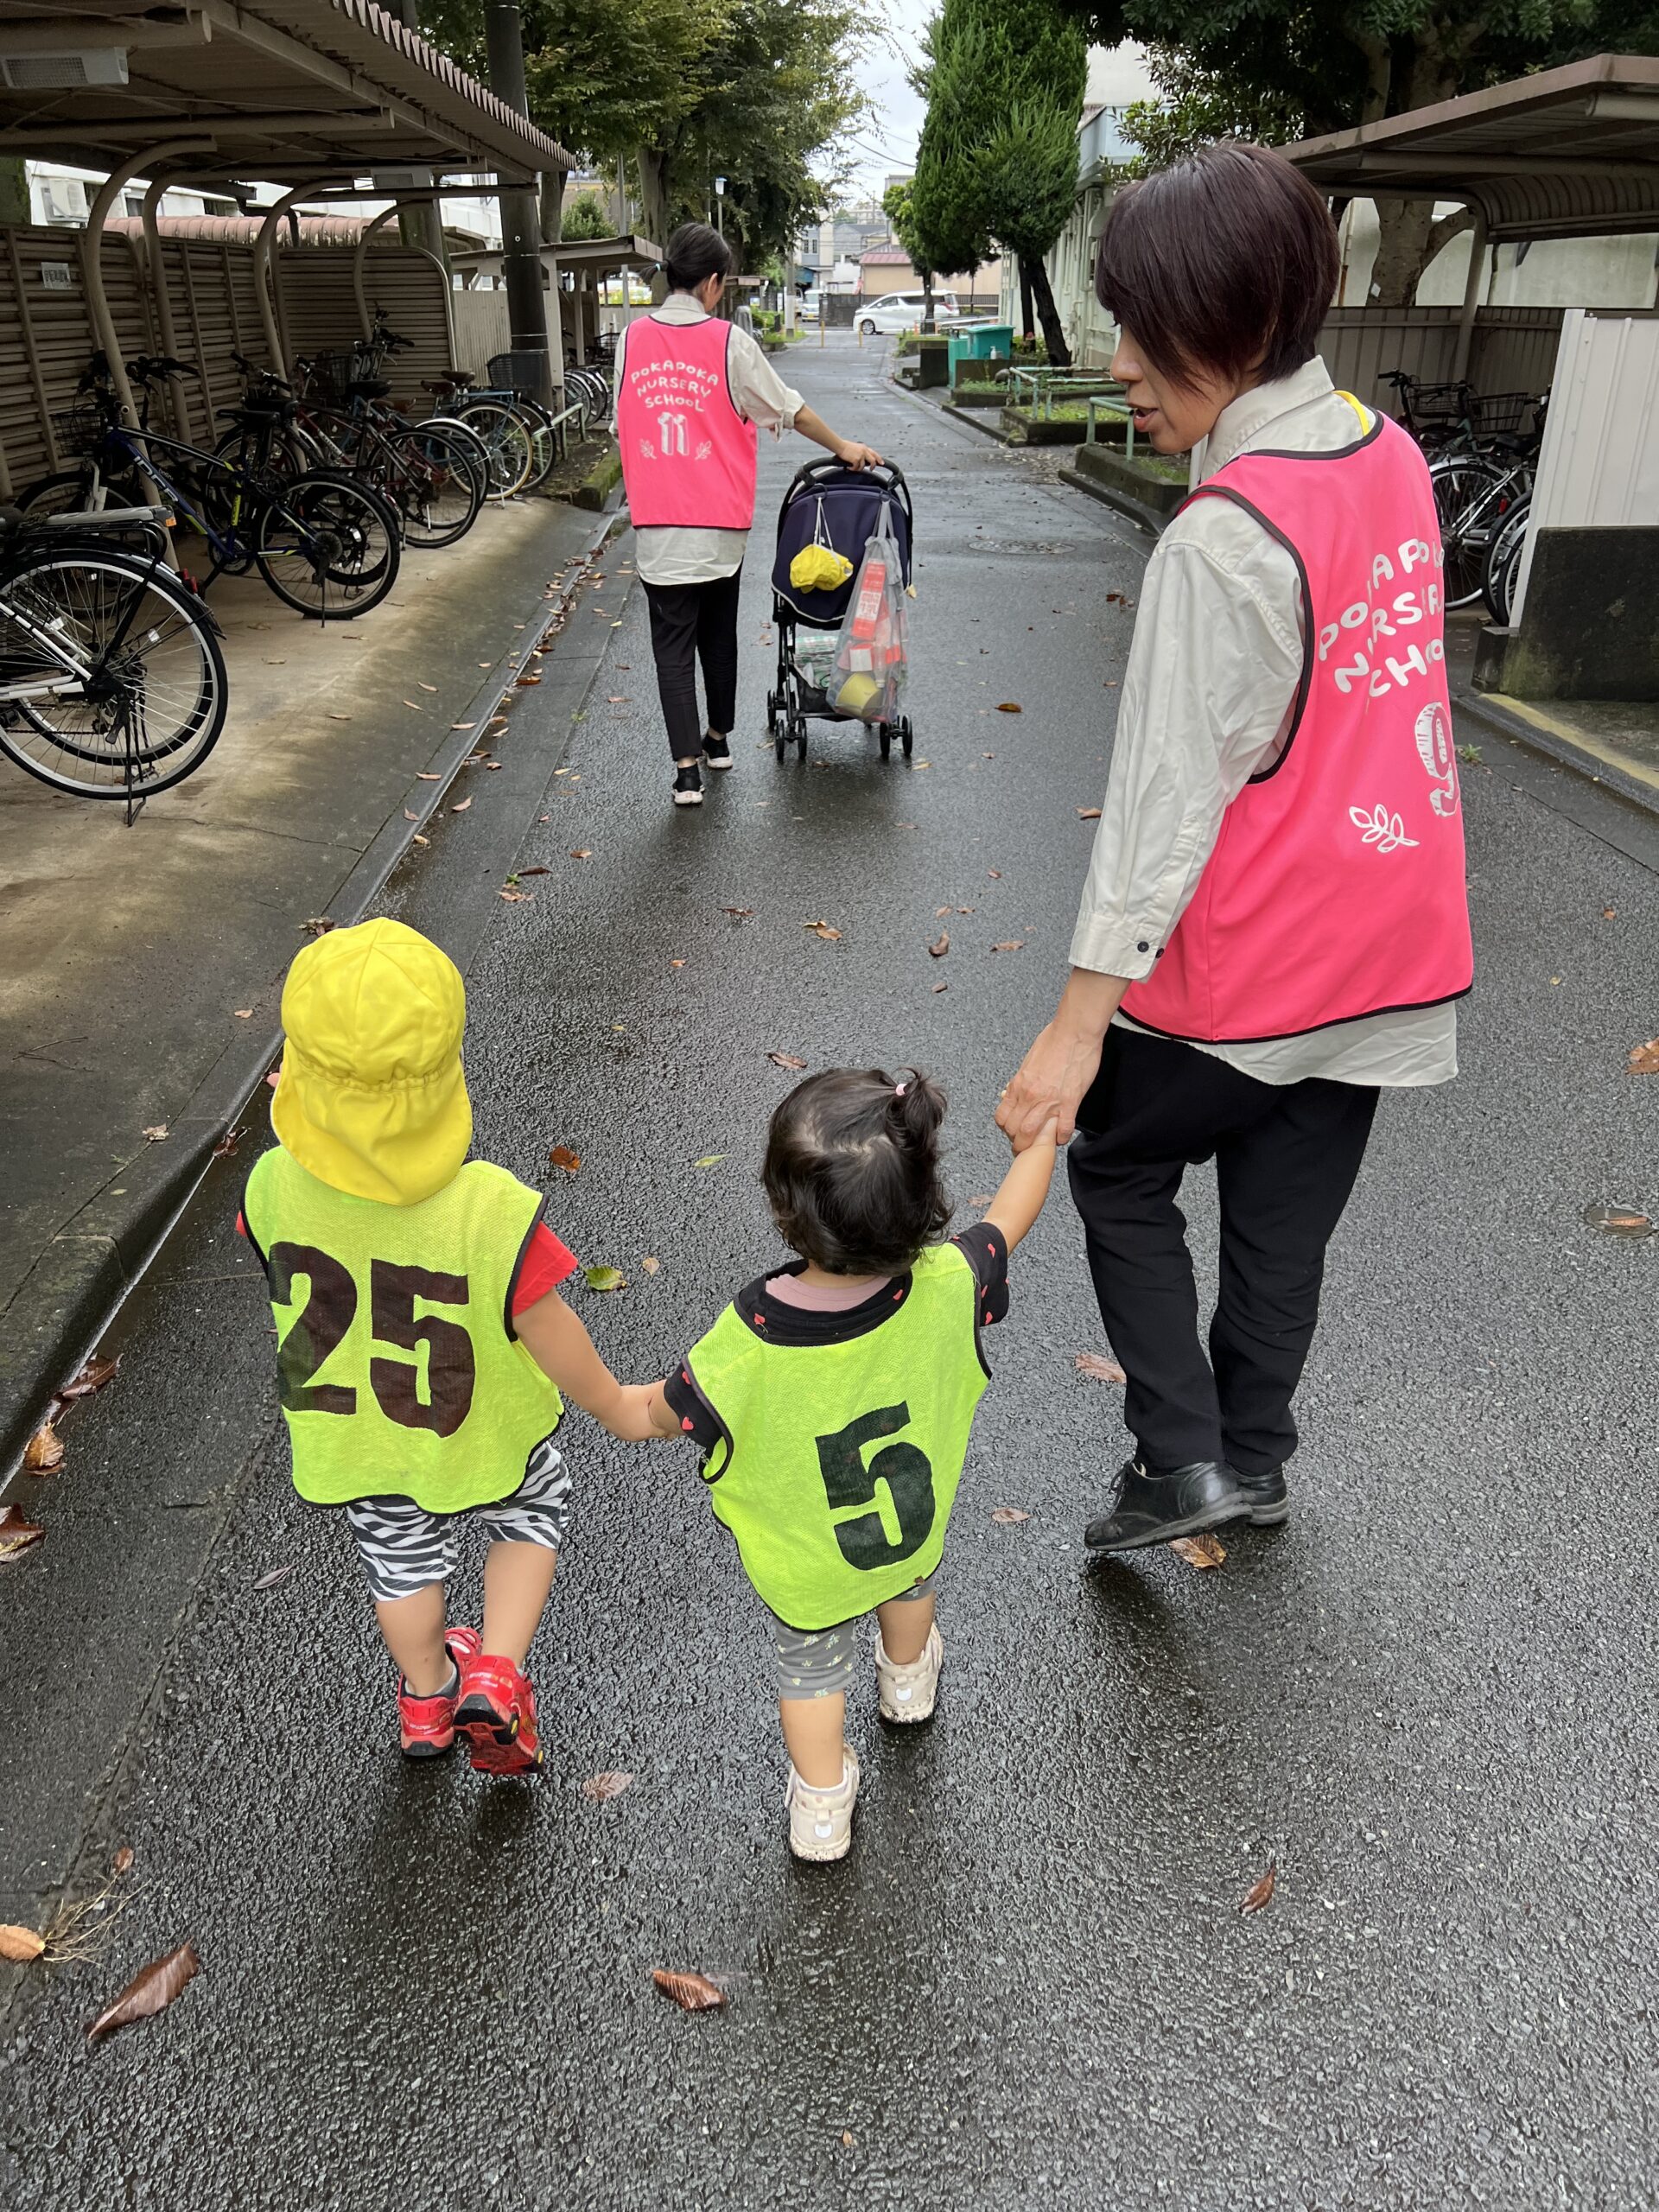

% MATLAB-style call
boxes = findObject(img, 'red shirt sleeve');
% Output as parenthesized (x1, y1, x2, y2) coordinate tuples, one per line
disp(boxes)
(511, 1221, 579, 1316)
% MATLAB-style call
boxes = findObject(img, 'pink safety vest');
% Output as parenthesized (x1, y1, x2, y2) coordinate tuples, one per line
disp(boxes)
(614, 313, 759, 531)
(1120, 410, 1474, 1045)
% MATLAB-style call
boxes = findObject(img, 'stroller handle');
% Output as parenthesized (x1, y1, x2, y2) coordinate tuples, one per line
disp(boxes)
(778, 454, 912, 531)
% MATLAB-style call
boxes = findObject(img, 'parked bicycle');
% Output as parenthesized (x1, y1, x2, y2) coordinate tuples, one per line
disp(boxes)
(0, 499, 228, 805)
(19, 354, 402, 620)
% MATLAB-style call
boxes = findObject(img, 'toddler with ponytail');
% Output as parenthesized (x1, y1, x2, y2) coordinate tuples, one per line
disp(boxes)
(639, 1066, 1058, 1861)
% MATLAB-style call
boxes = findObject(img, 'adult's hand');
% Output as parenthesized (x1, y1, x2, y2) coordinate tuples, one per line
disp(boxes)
(836, 439, 883, 470)
(996, 969, 1128, 1151)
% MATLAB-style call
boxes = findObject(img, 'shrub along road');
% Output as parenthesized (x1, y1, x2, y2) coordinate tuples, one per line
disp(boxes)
(2, 335, 1656, 2208)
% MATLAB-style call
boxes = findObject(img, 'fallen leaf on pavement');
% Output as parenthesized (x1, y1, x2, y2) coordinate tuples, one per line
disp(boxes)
(936, 905, 951, 917)
(695, 1154, 727, 1169)
(641, 1255, 660, 1274)
(1075, 1351, 1127, 1384)
(60, 1356, 118, 1403)
(583, 1265, 627, 1293)
(842, 2132, 855, 2150)
(581, 1771, 633, 1804)
(1628, 1038, 1659, 1074)
(404, 809, 421, 822)
(768, 1052, 808, 1071)
(415, 771, 442, 781)
(1077, 807, 1102, 820)
(670, 957, 688, 969)
(722, 906, 753, 919)
(517, 672, 542, 686)
(607, 696, 631, 704)
(549, 1146, 581, 1173)
(142, 1124, 168, 1142)
(417, 682, 437, 694)
(1241, 1862, 1277, 1914)
(570, 849, 593, 860)
(1106, 592, 1128, 604)
(990, 1506, 1030, 1524)
(451, 797, 473, 813)
(988, 869, 1002, 879)
(1603, 906, 1618, 920)
(327, 713, 352, 721)
(652, 1968, 726, 2012)
(451, 722, 475, 731)
(804, 920, 842, 941)
(233, 1007, 253, 1019)
(499, 888, 531, 902)
(252, 1566, 291, 1591)
(1584, 1202, 1655, 1236)
(996, 702, 1022, 714)
(302, 917, 334, 935)
(112, 1847, 134, 1876)
(929, 932, 950, 958)
(402, 699, 423, 711)
(1171, 1532, 1227, 1568)
(0, 1924, 46, 1962)
(0, 1503, 46, 1555)
(518, 866, 550, 877)
(932, 982, 948, 993)
(87, 1942, 200, 2043)
(990, 941, 1026, 953)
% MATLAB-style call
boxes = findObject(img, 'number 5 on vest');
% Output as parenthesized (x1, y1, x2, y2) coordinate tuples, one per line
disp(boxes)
(815, 1404, 935, 1571)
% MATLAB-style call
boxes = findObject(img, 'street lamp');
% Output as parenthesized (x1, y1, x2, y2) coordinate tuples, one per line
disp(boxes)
(714, 175, 725, 238)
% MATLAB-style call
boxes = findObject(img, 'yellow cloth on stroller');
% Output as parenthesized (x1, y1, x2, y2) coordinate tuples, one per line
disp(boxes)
(789, 543, 855, 592)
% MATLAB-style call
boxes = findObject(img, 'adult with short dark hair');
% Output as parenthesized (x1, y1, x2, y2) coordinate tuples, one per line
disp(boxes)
(614, 221, 883, 808)
(998, 142, 1472, 1551)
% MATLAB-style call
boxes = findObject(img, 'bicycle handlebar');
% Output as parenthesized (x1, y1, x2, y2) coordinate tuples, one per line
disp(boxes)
(127, 355, 200, 382)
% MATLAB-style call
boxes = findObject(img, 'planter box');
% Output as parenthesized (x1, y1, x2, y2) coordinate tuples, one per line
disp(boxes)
(946, 384, 1007, 409)
(1069, 441, 1189, 516)
(1001, 409, 1089, 446)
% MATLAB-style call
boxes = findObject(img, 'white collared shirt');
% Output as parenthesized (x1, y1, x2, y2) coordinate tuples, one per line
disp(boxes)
(1072, 357, 1459, 1087)
(618, 295, 804, 587)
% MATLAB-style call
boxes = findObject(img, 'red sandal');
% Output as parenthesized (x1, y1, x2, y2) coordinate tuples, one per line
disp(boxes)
(454, 1650, 543, 1777)
(397, 1625, 480, 1759)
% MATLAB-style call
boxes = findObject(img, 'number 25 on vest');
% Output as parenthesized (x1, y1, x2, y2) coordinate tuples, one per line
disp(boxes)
(816, 1403, 934, 1570)
(271, 1243, 474, 1436)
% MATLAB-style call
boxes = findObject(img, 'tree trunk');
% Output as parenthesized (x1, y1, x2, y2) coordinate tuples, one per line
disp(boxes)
(1370, 200, 1471, 307)
(1018, 257, 1035, 344)
(1023, 254, 1071, 367)
(921, 269, 935, 335)
(538, 170, 566, 245)
(636, 146, 670, 302)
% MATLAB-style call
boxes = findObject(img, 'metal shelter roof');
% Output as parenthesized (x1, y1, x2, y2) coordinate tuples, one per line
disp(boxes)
(1279, 53, 1659, 243)
(450, 232, 664, 276)
(0, 0, 569, 179)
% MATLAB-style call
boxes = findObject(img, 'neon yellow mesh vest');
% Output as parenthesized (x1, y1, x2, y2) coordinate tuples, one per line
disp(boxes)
(243, 1148, 563, 1513)
(686, 1243, 988, 1630)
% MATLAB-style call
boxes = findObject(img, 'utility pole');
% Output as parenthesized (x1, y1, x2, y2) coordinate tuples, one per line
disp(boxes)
(482, 0, 553, 403)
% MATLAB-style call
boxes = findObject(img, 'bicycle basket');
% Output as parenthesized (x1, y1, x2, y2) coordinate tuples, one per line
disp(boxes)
(301, 346, 370, 404)
(1466, 391, 1533, 435)
(52, 399, 107, 456)
(486, 349, 548, 393)
(1401, 381, 1470, 427)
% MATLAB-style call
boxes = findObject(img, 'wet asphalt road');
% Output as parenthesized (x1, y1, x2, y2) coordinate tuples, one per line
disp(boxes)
(4, 334, 1659, 2209)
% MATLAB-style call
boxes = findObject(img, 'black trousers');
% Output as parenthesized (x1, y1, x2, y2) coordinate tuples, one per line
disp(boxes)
(643, 569, 742, 762)
(1067, 1026, 1379, 1478)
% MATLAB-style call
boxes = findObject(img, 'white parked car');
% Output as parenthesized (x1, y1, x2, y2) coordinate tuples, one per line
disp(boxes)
(856, 289, 962, 336)
(799, 289, 821, 323)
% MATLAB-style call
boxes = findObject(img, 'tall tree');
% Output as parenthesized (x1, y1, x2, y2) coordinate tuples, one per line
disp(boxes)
(912, 0, 1087, 360)
(1062, 0, 1659, 302)
(883, 176, 940, 328)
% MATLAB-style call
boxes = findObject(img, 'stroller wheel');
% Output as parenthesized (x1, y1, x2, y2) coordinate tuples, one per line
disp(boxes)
(774, 726, 786, 761)
(899, 716, 914, 760)
(879, 724, 892, 760)
(794, 717, 808, 760)
(766, 689, 778, 735)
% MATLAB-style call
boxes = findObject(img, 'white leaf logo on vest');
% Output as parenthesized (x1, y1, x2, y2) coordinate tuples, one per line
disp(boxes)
(1414, 700, 1460, 817)
(1349, 801, 1419, 852)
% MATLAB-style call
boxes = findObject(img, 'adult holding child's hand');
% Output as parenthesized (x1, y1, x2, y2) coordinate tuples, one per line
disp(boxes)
(1000, 142, 1472, 1556)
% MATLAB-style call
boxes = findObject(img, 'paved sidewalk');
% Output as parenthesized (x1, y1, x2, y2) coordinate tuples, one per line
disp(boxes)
(0, 494, 617, 1473)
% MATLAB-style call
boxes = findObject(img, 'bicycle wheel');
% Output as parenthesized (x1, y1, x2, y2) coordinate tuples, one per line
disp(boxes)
(254, 470, 400, 619)
(454, 400, 533, 496)
(16, 468, 109, 518)
(1431, 456, 1507, 608)
(1482, 497, 1530, 627)
(416, 414, 492, 505)
(0, 545, 226, 798)
(378, 423, 486, 546)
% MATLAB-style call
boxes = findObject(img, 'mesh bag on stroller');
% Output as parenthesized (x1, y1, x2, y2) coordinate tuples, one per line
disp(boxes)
(767, 458, 914, 760)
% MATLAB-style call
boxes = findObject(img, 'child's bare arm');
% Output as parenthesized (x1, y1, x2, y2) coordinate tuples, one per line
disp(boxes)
(514, 1291, 664, 1440)
(983, 1119, 1060, 1251)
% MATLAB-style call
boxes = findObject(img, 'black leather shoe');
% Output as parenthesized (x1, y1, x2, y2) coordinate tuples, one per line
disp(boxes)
(1231, 1463, 1290, 1527)
(1084, 1459, 1245, 1552)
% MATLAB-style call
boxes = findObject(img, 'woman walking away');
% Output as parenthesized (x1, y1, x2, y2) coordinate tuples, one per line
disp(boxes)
(997, 143, 1472, 1553)
(615, 222, 883, 809)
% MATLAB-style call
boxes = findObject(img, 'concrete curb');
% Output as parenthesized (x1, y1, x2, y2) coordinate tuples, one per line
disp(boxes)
(1452, 685, 1659, 823)
(1057, 464, 1166, 541)
(0, 504, 622, 1484)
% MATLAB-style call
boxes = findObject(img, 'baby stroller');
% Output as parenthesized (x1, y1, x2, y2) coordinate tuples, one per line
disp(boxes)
(767, 457, 914, 762)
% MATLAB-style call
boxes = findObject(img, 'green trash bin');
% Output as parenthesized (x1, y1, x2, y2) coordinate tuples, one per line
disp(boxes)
(947, 321, 1014, 376)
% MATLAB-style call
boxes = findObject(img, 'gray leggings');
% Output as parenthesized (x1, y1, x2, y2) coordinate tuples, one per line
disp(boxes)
(770, 1573, 936, 1700)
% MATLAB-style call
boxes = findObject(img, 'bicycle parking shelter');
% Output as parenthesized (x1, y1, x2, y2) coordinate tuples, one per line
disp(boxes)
(1281, 53, 1659, 704)
(0, 0, 571, 461)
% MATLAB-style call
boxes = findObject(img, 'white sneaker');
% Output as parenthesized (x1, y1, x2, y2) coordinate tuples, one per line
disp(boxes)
(785, 1745, 861, 1862)
(876, 1623, 943, 1724)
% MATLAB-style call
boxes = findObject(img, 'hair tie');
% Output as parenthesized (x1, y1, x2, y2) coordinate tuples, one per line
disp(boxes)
(893, 1082, 907, 1098)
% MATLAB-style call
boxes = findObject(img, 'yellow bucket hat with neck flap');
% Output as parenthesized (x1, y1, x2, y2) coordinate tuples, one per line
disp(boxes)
(272, 918, 472, 1206)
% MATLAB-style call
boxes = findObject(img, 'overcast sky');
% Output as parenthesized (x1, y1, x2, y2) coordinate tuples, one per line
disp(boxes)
(831, 3, 1158, 200)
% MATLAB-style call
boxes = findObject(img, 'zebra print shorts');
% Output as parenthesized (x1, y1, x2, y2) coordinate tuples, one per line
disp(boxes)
(344, 1436, 571, 1605)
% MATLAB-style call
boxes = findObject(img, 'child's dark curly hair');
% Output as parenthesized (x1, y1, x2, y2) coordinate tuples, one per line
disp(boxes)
(763, 1066, 950, 1276)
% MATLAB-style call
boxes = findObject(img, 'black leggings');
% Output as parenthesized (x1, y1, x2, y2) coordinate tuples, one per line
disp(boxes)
(643, 569, 742, 762)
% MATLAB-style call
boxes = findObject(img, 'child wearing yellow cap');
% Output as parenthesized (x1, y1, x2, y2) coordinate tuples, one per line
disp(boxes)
(240, 918, 657, 1775)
